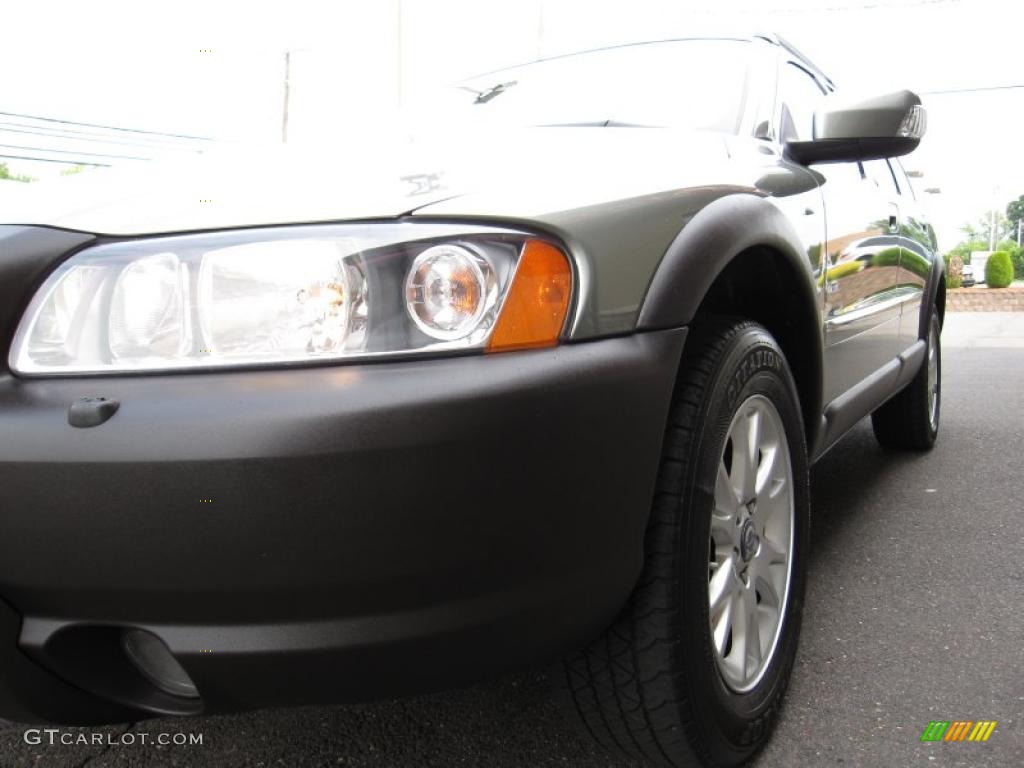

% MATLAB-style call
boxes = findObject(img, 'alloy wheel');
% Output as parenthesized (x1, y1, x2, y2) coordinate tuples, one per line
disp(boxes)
(707, 394, 795, 692)
(927, 322, 939, 430)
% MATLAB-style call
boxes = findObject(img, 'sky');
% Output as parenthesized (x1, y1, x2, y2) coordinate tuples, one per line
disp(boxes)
(1, 0, 1022, 249)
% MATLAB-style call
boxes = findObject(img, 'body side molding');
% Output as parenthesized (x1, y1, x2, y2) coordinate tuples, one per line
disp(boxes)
(816, 339, 926, 457)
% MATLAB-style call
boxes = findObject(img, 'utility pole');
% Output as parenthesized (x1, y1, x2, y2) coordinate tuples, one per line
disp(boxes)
(1018, 218, 1022, 246)
(396, 0, 404, 110)
(989, 185, 1003, 251)
(281, 50, 291, 143)
(537, 0, 546, 60)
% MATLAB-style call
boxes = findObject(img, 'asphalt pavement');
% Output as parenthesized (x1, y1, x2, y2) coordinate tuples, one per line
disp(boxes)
(1, 312, 1021, 768)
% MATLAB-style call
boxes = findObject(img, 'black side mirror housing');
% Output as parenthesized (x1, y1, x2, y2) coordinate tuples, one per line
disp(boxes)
(786, 90, 926, 165)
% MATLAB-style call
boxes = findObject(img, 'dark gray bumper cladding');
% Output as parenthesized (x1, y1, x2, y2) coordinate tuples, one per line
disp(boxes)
(0, 327, 686, 723)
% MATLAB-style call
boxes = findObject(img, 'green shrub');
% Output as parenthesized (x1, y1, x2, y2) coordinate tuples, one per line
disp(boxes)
(985, 251, 1014, 288)
(995, 239, 1021, 258)
(871, 246, 902, 268)
(947, 255, 963, 289)
(994, 239, 1022, 279)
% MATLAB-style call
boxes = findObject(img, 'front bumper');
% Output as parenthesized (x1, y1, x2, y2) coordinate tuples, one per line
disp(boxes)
(0, 327, 685, 723)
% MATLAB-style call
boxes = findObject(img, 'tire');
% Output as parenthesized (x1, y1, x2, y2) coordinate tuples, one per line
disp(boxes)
(871, 311, 941, 451)
(561, 319, 811, 768)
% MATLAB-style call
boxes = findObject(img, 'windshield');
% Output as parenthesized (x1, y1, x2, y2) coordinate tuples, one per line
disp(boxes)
(448, 39, 752, 132)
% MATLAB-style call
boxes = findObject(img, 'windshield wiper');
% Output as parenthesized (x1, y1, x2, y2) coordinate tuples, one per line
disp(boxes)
(535, 120, 659, 128)
(458, 80, 518, 105)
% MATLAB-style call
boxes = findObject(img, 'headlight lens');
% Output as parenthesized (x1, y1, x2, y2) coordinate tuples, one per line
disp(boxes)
(109, 252, 190, 361)
(197, 239, 368, 359)
(405, 244, 497, 341)
(10, 223, 572, 375)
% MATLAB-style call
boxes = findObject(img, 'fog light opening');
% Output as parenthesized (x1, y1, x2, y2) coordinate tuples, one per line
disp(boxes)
(122, 629, 200, 699)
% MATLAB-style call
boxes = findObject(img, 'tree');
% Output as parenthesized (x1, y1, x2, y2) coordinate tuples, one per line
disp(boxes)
(995, 238, 1022, 257)
(1008, 195, 1024, 243)
(946, 212, 1023, 274)
(995, 238, 1024, 280)
(960, 220, 983, 240)
(945, 239, 988, 264)
(960, 213, 1011, 244)
(0, 162, 34, 183)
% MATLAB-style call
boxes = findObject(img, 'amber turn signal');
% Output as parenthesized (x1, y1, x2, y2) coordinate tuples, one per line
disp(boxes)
(487, 239, 572, 352)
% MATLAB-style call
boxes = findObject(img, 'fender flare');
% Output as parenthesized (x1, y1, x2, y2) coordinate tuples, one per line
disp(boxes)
(636, 193, 821, 330)
(636, 193, 824, 450)
(920, 252, 947, 338)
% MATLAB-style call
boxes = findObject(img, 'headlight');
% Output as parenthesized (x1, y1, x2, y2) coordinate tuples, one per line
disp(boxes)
(10, 223, 572, 375)
(405, 244, 497, 341)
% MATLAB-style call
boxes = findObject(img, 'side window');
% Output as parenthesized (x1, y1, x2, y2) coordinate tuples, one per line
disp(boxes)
(778, 63, 825, 142)
(888, 160, 916, 199)
(863, 160, 899, 197)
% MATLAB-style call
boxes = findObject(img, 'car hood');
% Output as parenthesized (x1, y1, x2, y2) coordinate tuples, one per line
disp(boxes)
(0, 127, 732, 236)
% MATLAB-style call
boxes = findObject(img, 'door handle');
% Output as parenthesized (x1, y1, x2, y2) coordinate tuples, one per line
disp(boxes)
(888, 202, 900, 234)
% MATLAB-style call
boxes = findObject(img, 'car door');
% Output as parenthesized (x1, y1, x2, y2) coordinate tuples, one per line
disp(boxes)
(888, 158, 938, 349)
(776, 63, 904, 403)
(819, 159, 906, 403)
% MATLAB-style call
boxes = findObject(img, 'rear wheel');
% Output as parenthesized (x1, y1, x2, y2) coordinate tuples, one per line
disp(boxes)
(871, 311, 941, 451)
(561, 319, 810, 767)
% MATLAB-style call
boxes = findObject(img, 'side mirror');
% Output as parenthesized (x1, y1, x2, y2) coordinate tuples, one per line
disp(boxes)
(786, 90, 926, 165)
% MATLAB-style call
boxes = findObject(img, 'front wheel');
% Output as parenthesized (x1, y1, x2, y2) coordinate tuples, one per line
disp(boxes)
(561, 319, 810, 767)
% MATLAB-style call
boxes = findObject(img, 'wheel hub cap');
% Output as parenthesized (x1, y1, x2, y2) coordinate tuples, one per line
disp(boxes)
(739, 519, 759, 563)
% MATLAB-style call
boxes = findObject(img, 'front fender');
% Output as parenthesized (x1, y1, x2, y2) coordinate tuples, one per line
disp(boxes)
(636, 192, 825, 455)
(636, 193, 821, 331)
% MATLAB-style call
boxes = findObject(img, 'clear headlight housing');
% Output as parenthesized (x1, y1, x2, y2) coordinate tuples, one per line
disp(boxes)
(10, 223, 573, 376)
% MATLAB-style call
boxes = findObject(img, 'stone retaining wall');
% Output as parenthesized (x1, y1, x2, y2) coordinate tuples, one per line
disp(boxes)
(947, 286, 1024, 312)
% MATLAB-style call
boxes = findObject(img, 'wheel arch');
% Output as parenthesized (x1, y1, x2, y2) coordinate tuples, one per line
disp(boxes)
(637, 194, 824, 455)
(925, 255, 947, 335)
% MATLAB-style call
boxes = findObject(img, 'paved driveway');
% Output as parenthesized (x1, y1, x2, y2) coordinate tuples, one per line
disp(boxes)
(2, 312, 1021, 768)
